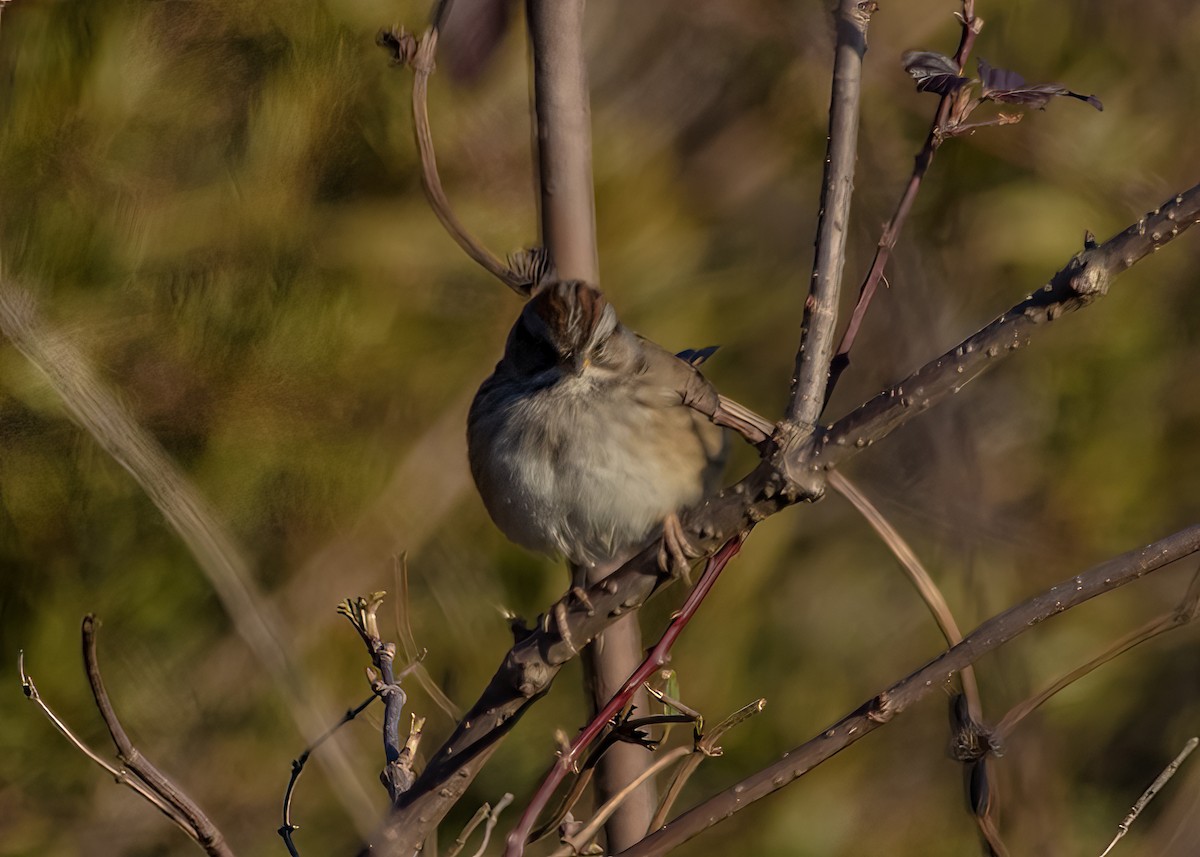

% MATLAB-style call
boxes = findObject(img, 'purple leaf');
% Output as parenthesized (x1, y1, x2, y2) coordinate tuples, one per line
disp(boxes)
(902, 50, 970, 95)
(978, 58, 1103, 111)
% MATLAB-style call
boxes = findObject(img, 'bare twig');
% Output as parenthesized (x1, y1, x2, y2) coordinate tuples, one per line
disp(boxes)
(18, 651, 196, 837)
(996, 567, 1200, 740)
(470, 793, 515, 857)
(787, 0, 875, 428)
(551, 747, 693, 857)
(650, 698, 767, 831)
(446, 804, 490, 857)
(1098, 737, 1199, 857)
(825, 0, 982, 407)
(339, 593, 422, 803)
(827, 469, 1000, 852)
(617, 524, 1200, 856)
(280, 693, 379, 856)
(828, 471, 983, 714)
(379, 3, 532, 295)
(81, 616, 234, 857)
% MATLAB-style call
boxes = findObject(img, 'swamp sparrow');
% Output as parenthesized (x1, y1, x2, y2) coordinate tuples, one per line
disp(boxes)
(467, 280, 771, 580)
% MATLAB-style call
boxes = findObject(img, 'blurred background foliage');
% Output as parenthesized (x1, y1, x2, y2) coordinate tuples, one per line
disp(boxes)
(1, 0, 1198, 854)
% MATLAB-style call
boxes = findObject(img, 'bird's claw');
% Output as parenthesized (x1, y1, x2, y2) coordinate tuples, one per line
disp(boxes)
(658, 512, 701, 584)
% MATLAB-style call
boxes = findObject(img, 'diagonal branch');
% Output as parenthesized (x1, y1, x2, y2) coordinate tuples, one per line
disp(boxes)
(812, 183, 1200, 472)
(360, 182, 1200, 855)
(617, 524, 1200, 857)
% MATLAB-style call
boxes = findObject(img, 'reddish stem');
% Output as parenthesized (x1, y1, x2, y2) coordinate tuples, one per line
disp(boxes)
(825, 2, 981, 410)
(502, 532, 750, 857)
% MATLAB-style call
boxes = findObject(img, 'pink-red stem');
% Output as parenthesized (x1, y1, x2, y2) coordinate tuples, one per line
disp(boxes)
(503, 532, 750, 857)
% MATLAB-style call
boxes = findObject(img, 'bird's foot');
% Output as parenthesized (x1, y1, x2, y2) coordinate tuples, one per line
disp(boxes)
(658, 512, 702, 584)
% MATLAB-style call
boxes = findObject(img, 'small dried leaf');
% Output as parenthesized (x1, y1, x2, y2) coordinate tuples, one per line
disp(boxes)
(902, 50, 970, 95)
(978, 58, 1103, 111)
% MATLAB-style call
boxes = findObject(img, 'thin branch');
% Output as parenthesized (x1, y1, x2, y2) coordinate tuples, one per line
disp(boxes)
(18, 652, 196, 837)
(470, 793, 515, 857)
(446, 804, 491, 857)
(80, 617, 234, 857)
(825, 0, 982, 407)
(1098, 737, 1199, 857)
(279, 693, 380, 856)
(828, 470, 1001, 851)
(996, 567, 1200, 740)
(379, 11, 531, 294)
(617, 524, 1200, 856)
(787, 0, 875, 428)
(361, 183, 1200, 856)
(827, 471, 982, 714)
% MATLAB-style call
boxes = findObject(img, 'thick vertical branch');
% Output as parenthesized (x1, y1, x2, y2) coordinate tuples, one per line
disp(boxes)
(527, 0, 600, 282)
(527, 1, 655, 850)
(786, 0, 874, 428)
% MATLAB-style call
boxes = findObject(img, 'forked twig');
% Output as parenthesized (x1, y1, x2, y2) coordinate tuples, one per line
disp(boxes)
(339, 593, 423, 803)
(550, 747, 692, 856)
(445, 793, 515, 857)
(18, 619, 234, 856)
(649, 698, 767, 831)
